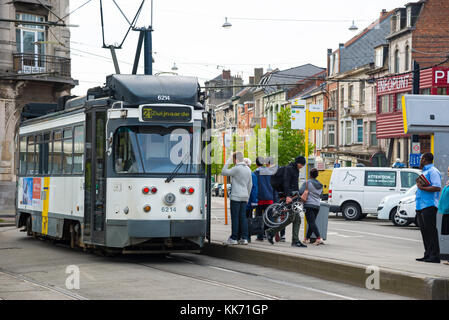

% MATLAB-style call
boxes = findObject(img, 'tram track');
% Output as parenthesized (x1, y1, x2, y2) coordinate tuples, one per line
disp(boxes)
(0, 268, 89, 300)
(132, 254, 358, 300)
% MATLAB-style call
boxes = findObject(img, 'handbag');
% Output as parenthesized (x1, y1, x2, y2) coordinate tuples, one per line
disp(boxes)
(300, 180, 309, 202)
(248, 216, 264, 236)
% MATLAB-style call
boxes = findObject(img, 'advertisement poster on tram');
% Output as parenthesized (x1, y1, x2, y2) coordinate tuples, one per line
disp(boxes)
(22, 178, 33, 206)
(32, 178, 42, 207)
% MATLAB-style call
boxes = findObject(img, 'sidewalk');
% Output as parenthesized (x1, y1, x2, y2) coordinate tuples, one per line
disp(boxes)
(0, 210, 15, 227)
(205, 212, 449, 300)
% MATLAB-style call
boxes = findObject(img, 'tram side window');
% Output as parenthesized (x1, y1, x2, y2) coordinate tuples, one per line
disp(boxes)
(26, 136, 35, 175)
(51, 130, 62, 174)
(63, 128, 73, 174)
(38, 132, 50, 174)
(19, 136, 27, 175)
(35, 135, 40, 175)
(114, 127, 138, 173)
(73, 126, 84, 174)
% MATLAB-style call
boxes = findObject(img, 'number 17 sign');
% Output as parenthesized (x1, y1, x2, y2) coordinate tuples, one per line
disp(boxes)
(307, 104, 324, 130)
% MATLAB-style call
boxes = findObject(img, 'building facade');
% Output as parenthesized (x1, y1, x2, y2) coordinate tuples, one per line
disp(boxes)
(0, 0, 77, 209)
(376, 0, 449, 165)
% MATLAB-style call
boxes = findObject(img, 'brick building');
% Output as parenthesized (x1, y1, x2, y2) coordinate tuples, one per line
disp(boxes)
(376, 0, 449, 165)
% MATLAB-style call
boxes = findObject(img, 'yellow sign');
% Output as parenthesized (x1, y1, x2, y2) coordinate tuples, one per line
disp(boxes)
(307, 104, 323, 130)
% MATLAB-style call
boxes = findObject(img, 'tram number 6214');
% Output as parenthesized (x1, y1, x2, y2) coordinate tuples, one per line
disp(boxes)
(161, 207, 176, 213)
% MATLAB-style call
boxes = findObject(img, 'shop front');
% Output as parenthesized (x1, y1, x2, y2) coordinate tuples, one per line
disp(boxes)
(376, 67, 449, 164)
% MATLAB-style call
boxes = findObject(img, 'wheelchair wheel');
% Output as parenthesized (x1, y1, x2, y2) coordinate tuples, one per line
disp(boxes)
(264, 203, 290, 228)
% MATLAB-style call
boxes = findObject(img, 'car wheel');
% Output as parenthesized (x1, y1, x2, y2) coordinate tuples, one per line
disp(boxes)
(391, 211, 411, 227)
(341, 202, 362, 221)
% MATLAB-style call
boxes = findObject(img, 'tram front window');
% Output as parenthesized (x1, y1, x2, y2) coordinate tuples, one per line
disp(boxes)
(114, 126, 203, 175)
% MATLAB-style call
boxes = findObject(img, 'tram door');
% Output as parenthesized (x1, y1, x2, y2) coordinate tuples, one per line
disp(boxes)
(84, 110, 106, 245)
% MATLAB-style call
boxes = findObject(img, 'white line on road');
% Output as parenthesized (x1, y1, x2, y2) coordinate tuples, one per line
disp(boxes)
(330, 228, 421, 243)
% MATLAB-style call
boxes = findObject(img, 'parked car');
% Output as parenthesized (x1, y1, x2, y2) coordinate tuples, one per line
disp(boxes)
(328, 167, 421, 220)
(397, 194, 419, 227)
(212, 183, 222, 196)
(219, 184, 231, 197)
(377, 185, 418, 226)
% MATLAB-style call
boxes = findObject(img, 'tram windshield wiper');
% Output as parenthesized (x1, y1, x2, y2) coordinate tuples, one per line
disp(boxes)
(165, 152, 190, 183)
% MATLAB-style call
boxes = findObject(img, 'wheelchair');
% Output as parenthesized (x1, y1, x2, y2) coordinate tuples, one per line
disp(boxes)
(263, 191, 305, 228)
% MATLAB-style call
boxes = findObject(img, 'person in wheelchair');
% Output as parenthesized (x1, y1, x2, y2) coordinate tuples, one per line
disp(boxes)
(265, 156, 307, 247)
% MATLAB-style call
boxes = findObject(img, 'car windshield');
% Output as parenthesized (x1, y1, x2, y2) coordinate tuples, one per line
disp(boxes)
(114, 125, 203, 174)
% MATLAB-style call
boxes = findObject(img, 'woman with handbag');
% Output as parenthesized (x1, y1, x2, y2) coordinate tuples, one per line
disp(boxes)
(300, 168, 324, 245)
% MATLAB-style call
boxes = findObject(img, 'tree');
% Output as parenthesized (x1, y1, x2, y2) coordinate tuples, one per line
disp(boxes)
(274, 106, 314, 166)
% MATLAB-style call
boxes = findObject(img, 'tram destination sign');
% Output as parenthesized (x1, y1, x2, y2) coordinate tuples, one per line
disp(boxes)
(140, 106, 192, 122)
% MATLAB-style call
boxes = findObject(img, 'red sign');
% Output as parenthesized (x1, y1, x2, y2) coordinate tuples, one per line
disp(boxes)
(32, 178, 41, 200)
(377, 74, 412, 94)
(433, 67, 449, 87)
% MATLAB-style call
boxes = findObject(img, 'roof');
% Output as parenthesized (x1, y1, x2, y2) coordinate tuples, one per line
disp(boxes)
(259, 64, 325, 94)
(106, 74, 200, 106)
(339, 11, 393, 74)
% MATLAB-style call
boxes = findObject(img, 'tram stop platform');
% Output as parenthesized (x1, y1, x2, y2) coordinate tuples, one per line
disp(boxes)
(205, 210, 449, 300)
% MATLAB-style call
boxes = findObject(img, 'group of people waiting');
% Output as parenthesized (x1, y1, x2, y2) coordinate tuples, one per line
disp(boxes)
(221, 152, 324, 248)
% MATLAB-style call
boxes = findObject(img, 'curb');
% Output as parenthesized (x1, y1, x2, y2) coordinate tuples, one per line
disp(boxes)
(0, 223, 15, 227)
(203, 242, 449, 300)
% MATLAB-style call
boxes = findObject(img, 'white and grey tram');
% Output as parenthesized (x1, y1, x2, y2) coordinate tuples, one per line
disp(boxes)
(15, 75, 212, 253)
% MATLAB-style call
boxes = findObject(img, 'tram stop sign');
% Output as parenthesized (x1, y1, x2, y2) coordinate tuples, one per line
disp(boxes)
(409, 153, 421, 168)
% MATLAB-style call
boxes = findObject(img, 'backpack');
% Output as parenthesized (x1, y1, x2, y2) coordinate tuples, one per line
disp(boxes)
(270, 166, 286, 192)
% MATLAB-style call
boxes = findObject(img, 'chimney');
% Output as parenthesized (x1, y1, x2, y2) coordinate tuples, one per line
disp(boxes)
(222, 70, 231, 80)
(327, 49, 332, 56)
(254, 68, 263, 84)
(249, 76, 255, 85)
(380, 9, 387, 18)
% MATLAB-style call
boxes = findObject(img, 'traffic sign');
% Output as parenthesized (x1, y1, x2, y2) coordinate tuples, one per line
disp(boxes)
(291, 104, 306, 130)
(409, 153, 421, 168)
(412, 142, 420, 154)
(334, 163, 341, 168)
(307, 104, 324, 130)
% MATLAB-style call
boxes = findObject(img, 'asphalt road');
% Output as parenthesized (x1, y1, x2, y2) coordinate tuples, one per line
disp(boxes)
(0, 226, 411, 300)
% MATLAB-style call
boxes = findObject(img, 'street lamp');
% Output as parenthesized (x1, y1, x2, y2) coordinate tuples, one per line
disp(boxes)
(222, 17, 232, 29)
(349, 20, 358, 31)
(171, 62, 178, 71)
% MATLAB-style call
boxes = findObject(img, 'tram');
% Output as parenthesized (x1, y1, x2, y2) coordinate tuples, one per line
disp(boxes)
(15, 74, 212, 253)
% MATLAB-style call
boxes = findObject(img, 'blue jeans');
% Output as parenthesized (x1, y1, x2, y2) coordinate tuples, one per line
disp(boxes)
(231, 200, 248, 240)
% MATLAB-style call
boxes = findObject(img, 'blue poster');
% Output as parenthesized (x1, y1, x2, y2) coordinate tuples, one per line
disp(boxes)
(409, 154, 421, 168)
(22, 178, 33, 205)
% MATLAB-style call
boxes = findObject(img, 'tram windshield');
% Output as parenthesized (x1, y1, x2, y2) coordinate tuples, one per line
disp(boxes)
(114, 125, 203, 175)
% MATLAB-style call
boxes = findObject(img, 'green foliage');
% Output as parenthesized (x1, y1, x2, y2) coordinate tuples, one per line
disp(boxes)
(274, 106, 314, 166)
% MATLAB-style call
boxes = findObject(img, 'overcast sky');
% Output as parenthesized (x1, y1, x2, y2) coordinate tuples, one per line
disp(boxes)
(69, 0, 408, 96)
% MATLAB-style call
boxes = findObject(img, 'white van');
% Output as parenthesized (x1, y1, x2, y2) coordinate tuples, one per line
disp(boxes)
(328, 167, 421, 220)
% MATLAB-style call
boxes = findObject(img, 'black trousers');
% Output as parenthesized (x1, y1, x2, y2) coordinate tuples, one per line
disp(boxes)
(256, 203, 285, 239)
(416, 206, 440, 260)
(305, 207, 321, 239)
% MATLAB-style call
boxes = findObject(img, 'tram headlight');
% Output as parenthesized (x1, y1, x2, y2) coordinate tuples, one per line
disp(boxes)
(143, 205, 151, 213)
(186, 205, 193, 212)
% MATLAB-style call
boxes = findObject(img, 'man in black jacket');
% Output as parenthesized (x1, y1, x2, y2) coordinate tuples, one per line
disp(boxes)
(265, 156, 307, 247)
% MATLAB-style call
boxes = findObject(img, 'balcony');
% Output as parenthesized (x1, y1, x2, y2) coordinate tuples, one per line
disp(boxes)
(12, 53, 74, 81)
(250, 117, 263, 128)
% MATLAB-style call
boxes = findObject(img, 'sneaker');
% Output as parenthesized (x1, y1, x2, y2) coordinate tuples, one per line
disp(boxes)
(255, 237, 264, 242)
(303, 239, 311, 244)
(291, 241, 307, 248)
(239, 239, 248, 245)
(226, 238, 238, 245)
(280, 236, 286, 242)
(265, 230, 274, 245)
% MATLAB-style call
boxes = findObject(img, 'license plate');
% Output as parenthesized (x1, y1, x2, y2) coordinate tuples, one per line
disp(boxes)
(161, 206, 176, 213)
